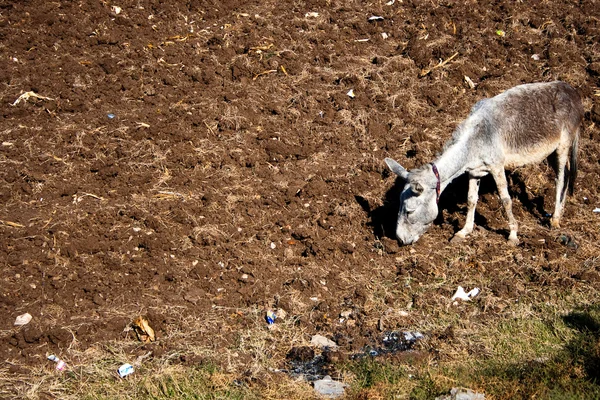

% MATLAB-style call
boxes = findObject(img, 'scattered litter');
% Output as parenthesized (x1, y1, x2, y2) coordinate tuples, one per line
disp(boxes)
(386, 0, 395, 4)
(11, 91, 54, 106)
(368, 16, 384, 21)
(435, 387, 485, 400)
(531, 54, 540, 61)
(107, 113, 116, 119)
(451, 286, 480, 302)
(311, 334, 338, 349)
(118, 363, 134, 378)
(355, 38, 370, 42)
(305, 12, 319, 18)
(111, 5, 122, 15)
(131, 316, 155, 342)
(495, 29, 506, 37)
(381, 32, 389, 39)
(313, 375, 347, 399)
(266, 310, 276, 324)
(282, 332, 424, 394)
(14, 313, 32, 326)
(464, 75, 476, 89)
(346, 89, 355, 98)
(48, 355, 67, 371)
(353, 331, 424, 358)
(593, 208, 600, 213)
(270, 242, 276, 249)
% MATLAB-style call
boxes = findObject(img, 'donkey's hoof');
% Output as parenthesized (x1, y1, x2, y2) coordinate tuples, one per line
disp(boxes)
(508, 236, 520, 246)
(550, 218, 561, 228)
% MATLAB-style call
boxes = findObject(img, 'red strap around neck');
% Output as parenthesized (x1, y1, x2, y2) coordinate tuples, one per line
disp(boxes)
(430, 163, 441, 203)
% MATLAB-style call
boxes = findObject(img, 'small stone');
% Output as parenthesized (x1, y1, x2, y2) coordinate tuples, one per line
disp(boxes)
(284, 247, 294, 259)
(310, 334, 338, 348)
(313, 375, 346, 398)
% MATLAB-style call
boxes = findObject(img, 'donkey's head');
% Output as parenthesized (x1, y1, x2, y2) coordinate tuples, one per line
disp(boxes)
(384, 158, 440, 245)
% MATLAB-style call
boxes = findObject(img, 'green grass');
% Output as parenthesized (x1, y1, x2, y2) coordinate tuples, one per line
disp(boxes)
(55, 363, 258, 400)
(342, 305, 600, 400)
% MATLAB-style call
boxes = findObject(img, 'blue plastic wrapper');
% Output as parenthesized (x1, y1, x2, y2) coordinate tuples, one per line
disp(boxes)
(266, 310, 276, 324)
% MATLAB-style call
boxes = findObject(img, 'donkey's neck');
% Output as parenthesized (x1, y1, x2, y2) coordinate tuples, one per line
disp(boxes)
(433, 138, 471, 192)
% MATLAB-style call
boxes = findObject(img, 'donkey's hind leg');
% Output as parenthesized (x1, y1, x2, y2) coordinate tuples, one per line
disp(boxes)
(550, 142, 571, 228)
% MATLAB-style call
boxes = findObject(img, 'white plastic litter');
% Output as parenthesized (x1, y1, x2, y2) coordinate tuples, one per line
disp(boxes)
(305, 12, 319, 18)
(48, 355, 67, 371)
(368, 16, 384, 21)
(593, 208, 600, 213)
(346, 89, 355, 98)
(451, 286, 480, 302)
(118, 363, 135, 378)
(14, 313, 32, 326)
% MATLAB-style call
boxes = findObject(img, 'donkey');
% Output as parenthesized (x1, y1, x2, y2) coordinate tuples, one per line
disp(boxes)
(385, 81, 583, 245)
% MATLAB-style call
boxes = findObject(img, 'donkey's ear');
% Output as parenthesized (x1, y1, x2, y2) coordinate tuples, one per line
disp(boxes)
(384, 158, 409, 180)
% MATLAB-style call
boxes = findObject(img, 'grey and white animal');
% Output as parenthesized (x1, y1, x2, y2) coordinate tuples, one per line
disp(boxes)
(385, 81, 583, 245)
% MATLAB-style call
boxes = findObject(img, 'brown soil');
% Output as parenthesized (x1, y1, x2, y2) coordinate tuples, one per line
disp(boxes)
(1, 0, 600, 381)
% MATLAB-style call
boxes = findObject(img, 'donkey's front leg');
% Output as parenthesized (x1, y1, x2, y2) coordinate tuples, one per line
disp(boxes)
(452, 177, 480, 242)
(490, 167, 519, 244)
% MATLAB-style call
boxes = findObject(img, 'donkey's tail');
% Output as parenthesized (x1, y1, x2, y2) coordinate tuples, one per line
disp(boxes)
(568, 130, 579, 196)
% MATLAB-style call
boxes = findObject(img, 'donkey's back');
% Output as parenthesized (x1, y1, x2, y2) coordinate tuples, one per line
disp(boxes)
(475, 81, 583, 170)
